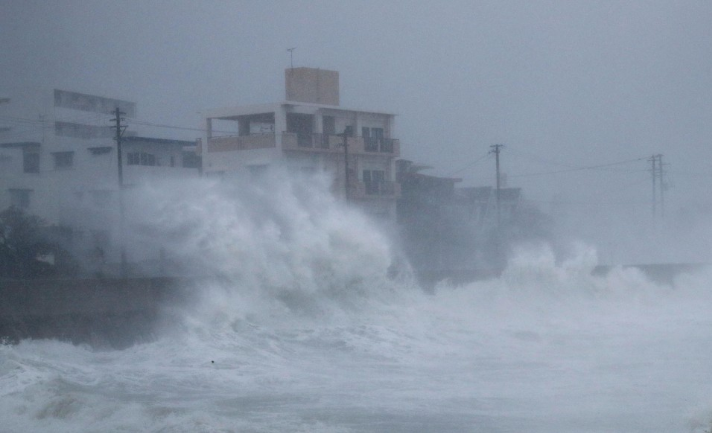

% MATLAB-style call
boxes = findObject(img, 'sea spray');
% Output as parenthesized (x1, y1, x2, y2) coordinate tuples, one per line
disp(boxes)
(2, 172, 712, 432)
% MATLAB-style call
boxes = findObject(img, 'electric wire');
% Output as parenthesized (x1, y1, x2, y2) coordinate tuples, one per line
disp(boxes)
(507, 157, 648, 178)
(507, 147, 648, 174)
(446, 152, 491, 176)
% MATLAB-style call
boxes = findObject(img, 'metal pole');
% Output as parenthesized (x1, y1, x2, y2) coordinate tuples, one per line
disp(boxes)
(650, 154, 657, 219)
(287, 47, 296, 69)
(342, 126, 352, 201)
(658, 154, 665, 219)
(113, 107, 127, 277)
(490, 144, 504, 227)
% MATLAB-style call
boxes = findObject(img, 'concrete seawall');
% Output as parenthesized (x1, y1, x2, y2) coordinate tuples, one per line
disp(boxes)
(417, 263, 710, 288)
(0, 277, 194, 348)
(2, 263, 709, 348)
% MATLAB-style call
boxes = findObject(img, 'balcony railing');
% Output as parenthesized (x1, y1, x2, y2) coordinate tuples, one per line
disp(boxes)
(282, 133, 399, 156)
(364, 137, 396, 153)
(207, 133, 400, 156)
(207, 134, 276, 152)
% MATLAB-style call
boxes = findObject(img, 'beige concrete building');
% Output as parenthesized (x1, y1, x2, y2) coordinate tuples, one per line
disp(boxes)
(201, 67, 400, 219)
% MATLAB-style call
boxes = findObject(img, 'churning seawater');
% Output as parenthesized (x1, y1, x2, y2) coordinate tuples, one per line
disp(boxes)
(2, 174, 712, 433)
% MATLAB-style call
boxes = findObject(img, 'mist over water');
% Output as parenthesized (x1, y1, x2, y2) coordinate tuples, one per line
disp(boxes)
(2, 173, 712, 432)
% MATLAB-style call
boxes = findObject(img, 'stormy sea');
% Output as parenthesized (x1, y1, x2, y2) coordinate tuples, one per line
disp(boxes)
(2, 174, 712, 433)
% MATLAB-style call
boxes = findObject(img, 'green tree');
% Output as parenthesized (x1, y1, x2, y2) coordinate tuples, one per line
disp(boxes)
(0, 206, 76, 278)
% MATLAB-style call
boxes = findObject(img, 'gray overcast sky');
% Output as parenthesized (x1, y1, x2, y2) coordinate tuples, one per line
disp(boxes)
(2, 0, 712, 220)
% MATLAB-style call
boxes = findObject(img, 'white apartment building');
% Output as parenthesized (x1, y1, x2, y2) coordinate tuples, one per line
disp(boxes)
(201, 67, 400, 219)
(0, 88, 199, 267)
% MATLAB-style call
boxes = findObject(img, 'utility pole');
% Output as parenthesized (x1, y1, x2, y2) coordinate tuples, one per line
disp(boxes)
(341, 126, 352, 201)
(490, 144, 504, 227)
(649, 154, 657, 218)
(111, 107, 128, 278)
(658, 154, 666, 218)
(287, 47, 296, 69)
(649, 154, 665, 220)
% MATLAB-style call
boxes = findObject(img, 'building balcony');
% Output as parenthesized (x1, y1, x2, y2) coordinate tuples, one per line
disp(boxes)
(207, 134, 276, 152)
(363, 137, 398, 154)
(282, 133, 400, 156)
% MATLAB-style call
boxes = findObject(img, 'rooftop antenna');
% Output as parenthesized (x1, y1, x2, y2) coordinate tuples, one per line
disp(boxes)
(287, 47, 296, 69)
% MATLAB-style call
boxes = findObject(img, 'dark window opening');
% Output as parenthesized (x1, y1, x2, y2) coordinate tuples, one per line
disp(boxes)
(141, 152, 156, 166)
(182, 152, 201, 169)
(53, 151, 74, 169)
(287, 113, 314, 147)
(88, 146, 112, 156)
(363, 127, 385, 152)
(127, 152, 156, 166)
(363, 169, 386, 195)
(23, 152, 40, 173)
(323, 116, 336, 135)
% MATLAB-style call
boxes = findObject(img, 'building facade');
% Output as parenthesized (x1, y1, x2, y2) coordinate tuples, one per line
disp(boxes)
(201, 68, 400, 219)
(0, 87, 200, 271)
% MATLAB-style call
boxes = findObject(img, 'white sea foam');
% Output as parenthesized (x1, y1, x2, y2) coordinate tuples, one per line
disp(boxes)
(2, 173, 712, 432)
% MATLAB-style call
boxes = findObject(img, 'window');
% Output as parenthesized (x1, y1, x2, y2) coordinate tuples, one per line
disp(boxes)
(23, 152, 40, 173)
(54, 121, 113, 139)
(140, 152, 156, 166)
(53, 151, 74, 169)
(9, 189, 32, 209)
(182, 152, 201, 169)
(127, 151, 156, 166)
(371, 127, 384, 140)
(54, 89, 136, 117)
(88, 146, 112, 156)
(363, 170, 385, 195)
(0, 155, 11, 173)
(323, 116, 335, 135)
(127, 152, 140, 165)
(363, 127, 385, 152)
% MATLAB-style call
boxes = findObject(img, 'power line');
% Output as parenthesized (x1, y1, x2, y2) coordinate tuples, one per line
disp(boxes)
(508, 157, 647, 178)
(446, 152, 491, 176)
(526, 177, 652, 207)
(507, 148, 647, 173)
(506, 147, 577, 169)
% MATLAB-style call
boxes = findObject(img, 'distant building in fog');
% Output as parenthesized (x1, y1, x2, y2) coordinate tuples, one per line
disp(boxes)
(201, 67, 400, 220)
(0, 87, 200, 269)
(396, 159, 525, 274)
(457, 186, 522, 228)
(396, 159, 464, 271)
